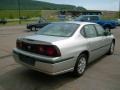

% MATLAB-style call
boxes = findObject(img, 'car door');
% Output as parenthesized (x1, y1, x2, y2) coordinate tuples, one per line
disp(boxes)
(82, 24, 105, 62)
(95, 24, 112, 53)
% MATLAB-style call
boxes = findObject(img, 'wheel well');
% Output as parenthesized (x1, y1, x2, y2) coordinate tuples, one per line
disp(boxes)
(80, 51, 89, 62)
(112, 39, 115, 44)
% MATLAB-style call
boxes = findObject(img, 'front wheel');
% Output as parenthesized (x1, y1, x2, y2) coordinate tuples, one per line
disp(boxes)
(73, 54, 87, 77)
(108, 42, 115, 55)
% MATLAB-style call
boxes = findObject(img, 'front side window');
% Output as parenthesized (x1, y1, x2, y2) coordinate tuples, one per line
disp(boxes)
(95, 24, 105, 36)
(83, 25, 97, 38)
(36, 23, 79, 37)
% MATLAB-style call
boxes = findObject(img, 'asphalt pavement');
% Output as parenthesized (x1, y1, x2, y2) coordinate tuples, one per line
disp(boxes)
(0, 25, 120, 90)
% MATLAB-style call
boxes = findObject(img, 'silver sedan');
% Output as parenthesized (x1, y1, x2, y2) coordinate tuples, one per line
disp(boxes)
(13, 21, 115, 76)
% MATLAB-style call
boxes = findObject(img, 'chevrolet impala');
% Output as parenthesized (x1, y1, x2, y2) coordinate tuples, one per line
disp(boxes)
(13, 21, 115, 76)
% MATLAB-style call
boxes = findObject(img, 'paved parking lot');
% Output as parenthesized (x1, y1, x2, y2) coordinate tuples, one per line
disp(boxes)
(0, 25, 120, 90)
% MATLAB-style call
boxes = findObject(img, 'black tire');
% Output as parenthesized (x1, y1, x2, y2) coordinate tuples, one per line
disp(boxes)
(31, 27, 36, 31)
(108, 42, 115, 55)
(3, 22, 6, 24)
(73, 54, 87, 77)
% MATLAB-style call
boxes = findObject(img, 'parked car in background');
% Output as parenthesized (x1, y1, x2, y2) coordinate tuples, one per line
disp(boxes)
(75, 15, 117, 31)
(27, 17, 50, 31)
(0, 18, 7, 24)
(111, 20, 119, 26)
(117, 19, 120, 26)
(58, 15, 66, 21)
(13, 21, 115, 76)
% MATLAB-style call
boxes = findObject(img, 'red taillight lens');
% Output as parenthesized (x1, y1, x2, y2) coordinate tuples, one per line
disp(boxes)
(37, 45, 61, 57)
(16, 40, 22, 48)
(46, 47, 57, 56)
(16, 40, 61, 57)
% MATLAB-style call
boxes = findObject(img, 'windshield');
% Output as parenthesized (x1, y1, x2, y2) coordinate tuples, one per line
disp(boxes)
(74, 16, 87, 21)
(36, 23, 80, 37)
(75, 15, 100, 21)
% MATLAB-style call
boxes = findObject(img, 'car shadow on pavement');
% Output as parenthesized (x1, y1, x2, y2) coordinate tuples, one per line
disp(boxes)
(87, 55, 107, 69)
(0, 55, 112, 90)
(0, 66, 77, 90)
(24, 29, 32, 32)
(24, 29, 37, 32)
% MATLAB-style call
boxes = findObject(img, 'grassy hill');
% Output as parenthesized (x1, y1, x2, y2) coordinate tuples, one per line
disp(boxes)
(0, 0, 86, 11)
(0, 0, 86, 19)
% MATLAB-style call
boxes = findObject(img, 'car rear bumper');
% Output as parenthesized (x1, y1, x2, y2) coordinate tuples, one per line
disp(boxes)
(13, 48, 75, 75)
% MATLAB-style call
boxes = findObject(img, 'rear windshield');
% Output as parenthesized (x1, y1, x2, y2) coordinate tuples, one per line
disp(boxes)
(36, 23, 80, 37)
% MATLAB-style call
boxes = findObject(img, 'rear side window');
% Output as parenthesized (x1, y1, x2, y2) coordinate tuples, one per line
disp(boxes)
(37, 23, 79, 37)
(82, 25, 97, 38)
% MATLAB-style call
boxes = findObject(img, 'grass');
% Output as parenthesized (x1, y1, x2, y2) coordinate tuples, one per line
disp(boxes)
(0, 10, 41, 19)
(0, 10, 59, 26)
(0, 10, 119, 26)
(0, 18, 59, 27)
(0, 20, 36, 27)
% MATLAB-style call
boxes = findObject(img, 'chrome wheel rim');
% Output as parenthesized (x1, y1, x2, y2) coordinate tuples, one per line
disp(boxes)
(32, 27, 36, 31)
(110, 43, 114, 53)
(77, 57, 86, 74)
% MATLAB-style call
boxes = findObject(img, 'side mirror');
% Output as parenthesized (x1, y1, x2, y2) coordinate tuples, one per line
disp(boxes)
(104, 31, 109, 36)
(104, 31, 111, 36)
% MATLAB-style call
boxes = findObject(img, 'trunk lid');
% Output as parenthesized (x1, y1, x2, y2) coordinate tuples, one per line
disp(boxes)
(22, 35, 67, 44)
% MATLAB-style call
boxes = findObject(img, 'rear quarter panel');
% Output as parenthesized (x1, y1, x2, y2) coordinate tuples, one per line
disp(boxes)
(52, 37, 89, 61)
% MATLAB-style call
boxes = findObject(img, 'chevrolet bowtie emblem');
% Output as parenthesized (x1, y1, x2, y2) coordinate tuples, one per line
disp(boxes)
(27, 46, 31, 49)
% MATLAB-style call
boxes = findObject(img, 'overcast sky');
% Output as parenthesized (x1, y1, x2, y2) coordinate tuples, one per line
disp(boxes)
(37, 0, 119, 11)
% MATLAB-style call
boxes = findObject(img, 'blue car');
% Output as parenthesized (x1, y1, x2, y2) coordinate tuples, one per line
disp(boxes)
(75, 15, 117, 31)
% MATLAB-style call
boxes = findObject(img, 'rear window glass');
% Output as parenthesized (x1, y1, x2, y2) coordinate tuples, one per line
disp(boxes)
(36, 23, 80, 37)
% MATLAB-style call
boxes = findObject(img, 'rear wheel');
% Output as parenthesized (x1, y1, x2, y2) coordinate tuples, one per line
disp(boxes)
(73, 54, 87, 77)
(31, 27, 36, 31)
(3, 22, 6, 24)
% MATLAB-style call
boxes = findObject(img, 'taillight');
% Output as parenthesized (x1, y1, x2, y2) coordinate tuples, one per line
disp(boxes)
(37, 45, 61, 57)
(16, 40, 61, 57)
(16, 40, 22, 48)
(47, 47, 56, 56)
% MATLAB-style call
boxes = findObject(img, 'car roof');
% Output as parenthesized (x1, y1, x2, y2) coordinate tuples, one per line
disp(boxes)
(80, 15, 100, 16)
(53, 21, 96, 25)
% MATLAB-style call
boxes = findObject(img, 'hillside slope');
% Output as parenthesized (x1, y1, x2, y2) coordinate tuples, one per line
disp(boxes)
(0, 0, 86, 10)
